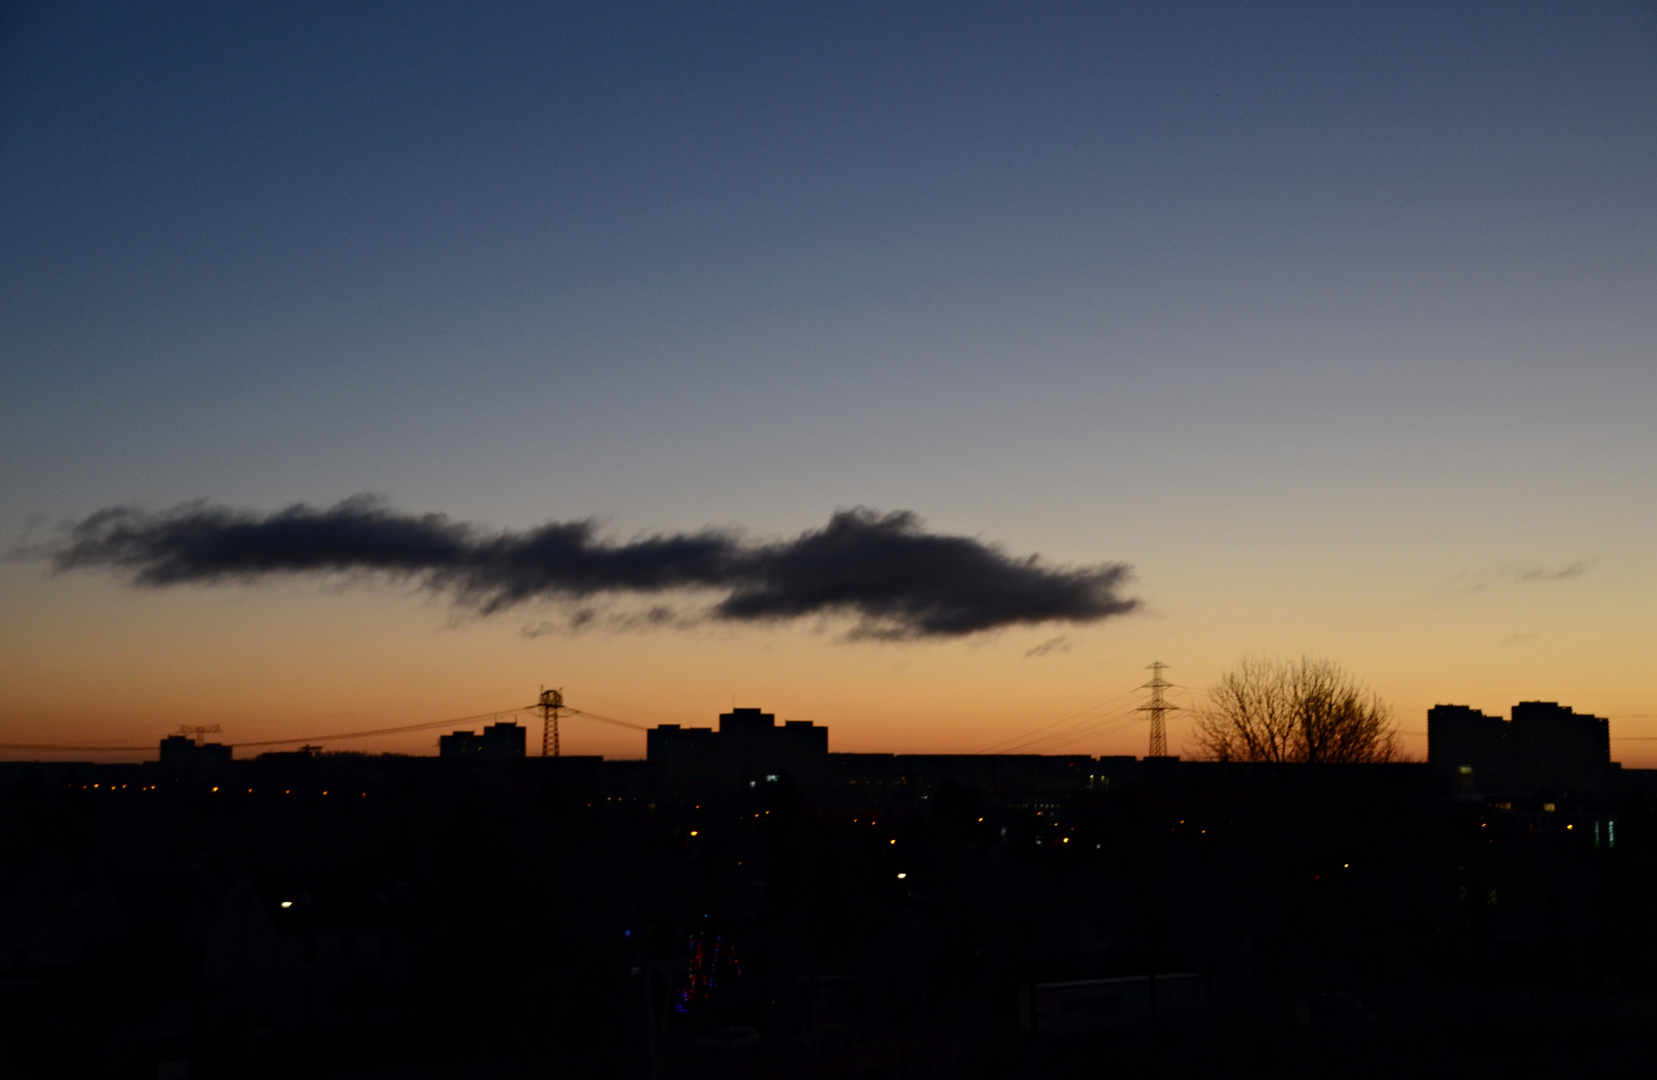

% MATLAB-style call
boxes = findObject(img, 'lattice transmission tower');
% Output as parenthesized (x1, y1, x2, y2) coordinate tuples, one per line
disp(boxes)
(539, 687, 563, 758)
(1134, 661, 1178, 758)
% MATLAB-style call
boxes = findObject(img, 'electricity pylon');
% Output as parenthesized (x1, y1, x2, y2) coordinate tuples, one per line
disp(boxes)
(1134, 662, 1177, 758)
(539, 687, 564, 758)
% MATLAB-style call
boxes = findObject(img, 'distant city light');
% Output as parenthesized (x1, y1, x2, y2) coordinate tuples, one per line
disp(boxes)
(689, 830, 698, 837)
(280, 901, 293, 908)
(896, 873, 906, 880)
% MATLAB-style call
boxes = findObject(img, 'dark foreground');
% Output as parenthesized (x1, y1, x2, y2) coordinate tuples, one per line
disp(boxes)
(3, 755, 1655, 1077)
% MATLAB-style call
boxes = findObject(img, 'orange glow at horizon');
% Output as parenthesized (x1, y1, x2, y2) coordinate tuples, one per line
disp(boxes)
(3, 560, 1652, 768)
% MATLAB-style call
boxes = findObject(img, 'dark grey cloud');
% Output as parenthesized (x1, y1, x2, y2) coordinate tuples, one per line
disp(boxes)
(46, 498, 1138, 639)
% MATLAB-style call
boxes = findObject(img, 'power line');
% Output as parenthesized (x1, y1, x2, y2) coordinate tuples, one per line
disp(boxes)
(235, 707, 537, 748)
(566, 708, 650, 732)
(2, 706, 535, 756)
(997, 704, 1140, 755)
(0, 743, 153, 752)
(1, 695, 655, 759)
(994, 704, 1134, 754)
(1011, 714, 1145, 755)
(975, 686, 1144, 753)
(1031, 721, 1144, 756)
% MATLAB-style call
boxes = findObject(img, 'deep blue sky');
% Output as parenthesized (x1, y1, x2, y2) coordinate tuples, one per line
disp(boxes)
(3, 2, 1654, 755)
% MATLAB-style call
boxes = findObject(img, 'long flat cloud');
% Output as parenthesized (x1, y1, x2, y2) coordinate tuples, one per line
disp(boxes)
(48, 497, 1138, 639)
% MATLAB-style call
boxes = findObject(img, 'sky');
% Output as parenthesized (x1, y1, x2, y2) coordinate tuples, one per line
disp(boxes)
(2, 1, 1654, 763)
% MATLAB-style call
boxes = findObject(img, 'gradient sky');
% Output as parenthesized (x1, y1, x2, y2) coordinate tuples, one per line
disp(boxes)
(3, 1, 1654, 763)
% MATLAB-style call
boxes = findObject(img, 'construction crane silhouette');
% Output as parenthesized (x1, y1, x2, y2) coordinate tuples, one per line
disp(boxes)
(176, 724, 222, 747)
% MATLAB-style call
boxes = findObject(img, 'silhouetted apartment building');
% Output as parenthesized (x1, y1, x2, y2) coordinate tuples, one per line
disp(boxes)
(438, 721, 526, 759)
(648, 708, 1103, 796)
(648, 708, 827, 783)
(158, 734, 233, 765)
(1429, 701, 1614, 794)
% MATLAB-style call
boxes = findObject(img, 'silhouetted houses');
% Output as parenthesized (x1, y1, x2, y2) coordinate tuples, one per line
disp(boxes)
(256, 746, 321, 764)
(1020, 974, 1208, 1035)
(159, 734, 232, 765)
(1429, 700, 1615, 795)
(437, 721, 526, 759)
(205, 874, 410, 1030)
(0, 871, 124, 978)
(8, 693, 1657, 1077)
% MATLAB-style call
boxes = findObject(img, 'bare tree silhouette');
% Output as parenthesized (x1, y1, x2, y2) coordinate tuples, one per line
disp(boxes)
(1192, 656, 1398, 764)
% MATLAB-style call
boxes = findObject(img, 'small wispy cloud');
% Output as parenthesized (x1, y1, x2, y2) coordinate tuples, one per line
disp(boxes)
(523, 605, 688, 638)
(1451, 559, 1597, 592)
(1025, 635, 1073, 658)
(1499, 632, 1539, 647)
(1514, 560, 1590, 582)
